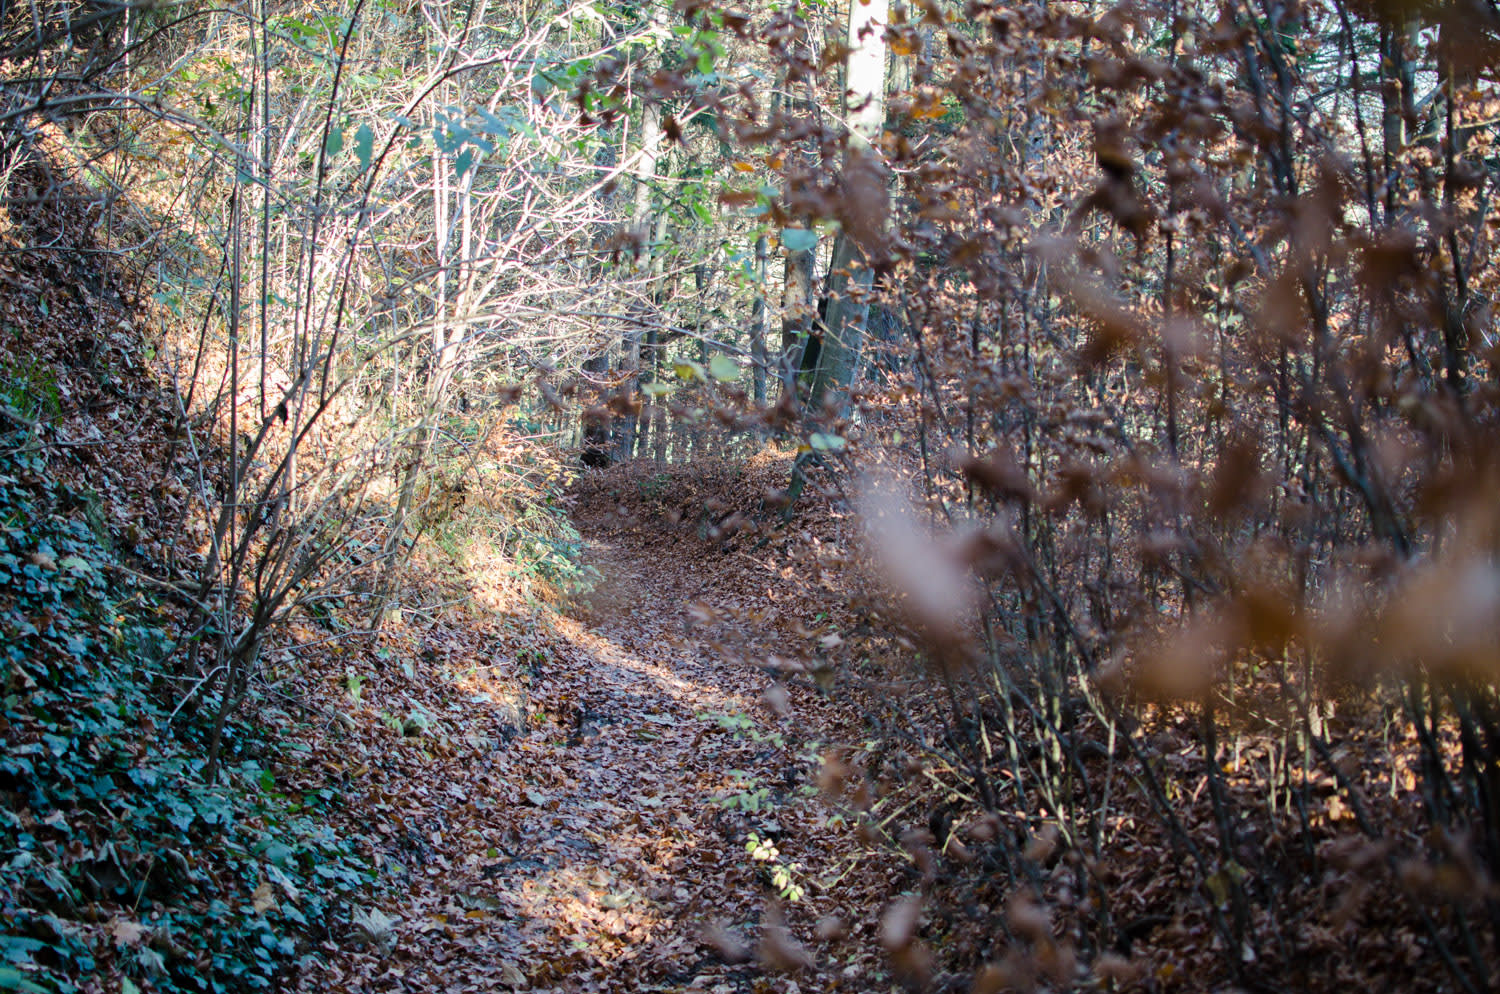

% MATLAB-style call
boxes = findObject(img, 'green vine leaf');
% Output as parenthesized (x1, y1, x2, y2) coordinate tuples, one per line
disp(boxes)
(353, 123, 374, 173)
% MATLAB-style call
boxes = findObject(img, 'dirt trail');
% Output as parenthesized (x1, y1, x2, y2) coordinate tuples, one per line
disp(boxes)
(308, 510, 891, 993)
(496, 532, 785, 992)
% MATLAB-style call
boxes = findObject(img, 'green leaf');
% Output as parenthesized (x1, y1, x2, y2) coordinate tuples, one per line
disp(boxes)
(709, 354, 739, 382)
(673, 360, 705, 382)
(454, 148, 475, 179)
(809, 432, 846, 452)
(354, 123, 374, 173)
(780, 228, 817, 252)
(56, 555, 90, 575)
(324, 125, 343, 160)
(0, 967, 49, 993)
(641, 382, 671, 398)
(474, 106, 511, 136)
(261, 840, 295, 866)
(0, 937, 46, 967)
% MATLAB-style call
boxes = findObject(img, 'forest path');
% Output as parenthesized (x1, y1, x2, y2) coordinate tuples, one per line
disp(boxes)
(311, 506, 882, 994)
(457, 516, 872, 992)
(495, 527, 783, 992)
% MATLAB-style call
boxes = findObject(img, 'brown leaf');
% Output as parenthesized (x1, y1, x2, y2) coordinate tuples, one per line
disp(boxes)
(702, 921, 751, 964)
(251, 881, 276, 914)
(111, 919, 147, 947)
(498, 960, 528, 987)
(1006, 891, 1052, 945)
(758, 903, 814, 972)
(879, 895, 922, 951)
(957, 447, 1033, 503)
(814, 916, 847, 941)
(762, 682, 791, 717)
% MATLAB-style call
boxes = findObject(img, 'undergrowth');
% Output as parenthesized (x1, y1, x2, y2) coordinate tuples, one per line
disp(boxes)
(412, 421, 599, 613)
(0, 429, 372, 993)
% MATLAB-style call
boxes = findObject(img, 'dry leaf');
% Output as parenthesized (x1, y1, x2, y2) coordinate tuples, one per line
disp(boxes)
(251, 881, 276, 914)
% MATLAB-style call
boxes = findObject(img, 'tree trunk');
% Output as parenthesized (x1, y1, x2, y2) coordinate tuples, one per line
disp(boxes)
(618, 42, 665, 460)
(786, 0, 889, 512)
(804, 0, 889, 422)
(751, 233, 769, 407)
(780, 238, 814, 403)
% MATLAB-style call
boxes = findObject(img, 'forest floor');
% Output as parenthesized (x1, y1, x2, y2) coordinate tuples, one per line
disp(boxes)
(4, 146, 1491, 994)
(0, 158, 926, 994)
(295, 465, 916, 994)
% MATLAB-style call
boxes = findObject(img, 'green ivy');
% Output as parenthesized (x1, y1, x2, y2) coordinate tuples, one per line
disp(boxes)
(0, 430, 373, 993)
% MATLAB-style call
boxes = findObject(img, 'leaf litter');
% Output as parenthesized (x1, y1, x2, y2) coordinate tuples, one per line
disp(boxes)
(293, 458, 909, 993)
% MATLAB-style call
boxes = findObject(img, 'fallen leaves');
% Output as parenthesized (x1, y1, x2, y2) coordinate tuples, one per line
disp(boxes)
(280, 469, 908, 993)
(351, 907, 399, 955)
(757, 904, 815, 973)
(110, 918, 147, 947)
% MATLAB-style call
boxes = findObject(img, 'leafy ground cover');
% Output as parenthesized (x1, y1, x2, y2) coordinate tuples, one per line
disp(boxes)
(0, 131, 1481, 994)
(552, 461, 1494, 994)
(285, 460, 915, 992)
(1, 212, 1485, 989)
(4, 1, 1498, 990)
(0, 170, 914, 994)
(7, 325, 1479, 993)
(0, 173, 373, 994)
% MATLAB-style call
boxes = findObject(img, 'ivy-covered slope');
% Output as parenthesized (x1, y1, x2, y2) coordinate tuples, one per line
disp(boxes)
(0, 169, 370, 994)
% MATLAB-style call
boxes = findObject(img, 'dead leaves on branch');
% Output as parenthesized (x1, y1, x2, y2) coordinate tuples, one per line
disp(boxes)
(855, 472, 979, 674)
(1114, 524, 1500, 709)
